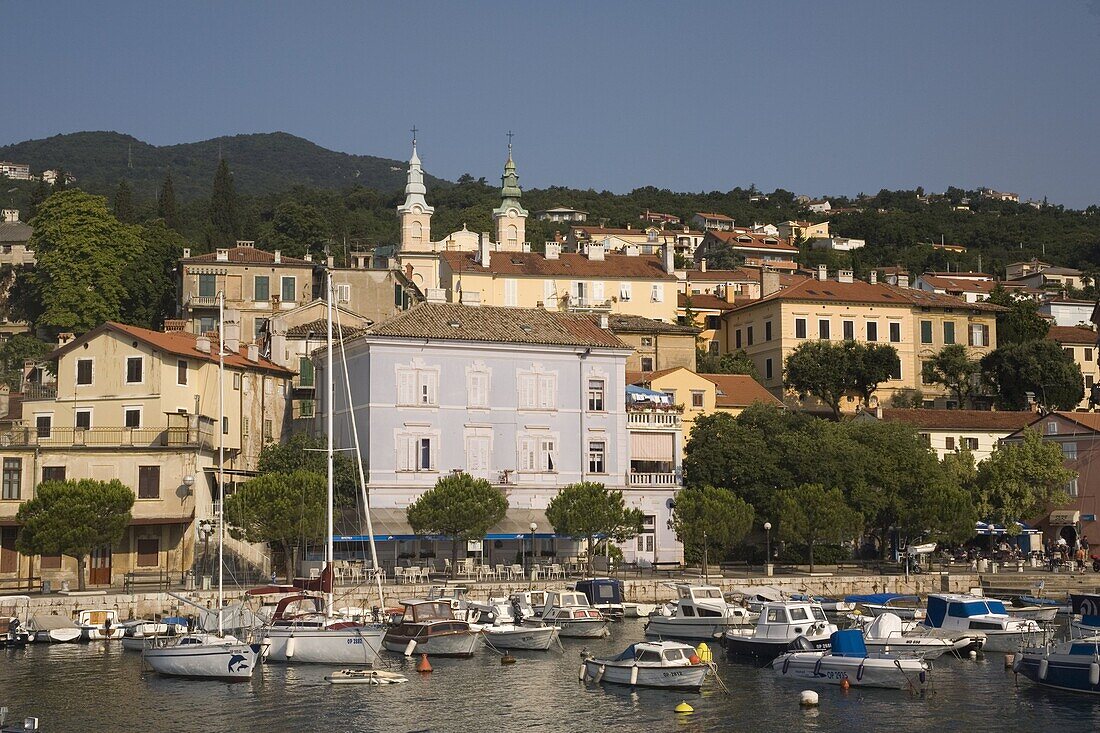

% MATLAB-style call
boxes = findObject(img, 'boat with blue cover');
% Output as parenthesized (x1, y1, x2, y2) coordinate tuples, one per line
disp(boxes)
(1069, 594, 1100, 638)
(846, 593, 925, 620)
(922, 593, 1051, 653)
(1015, 637, 1100, 695)
(771, 629, 931, 690)
(575, 578, 625, 621)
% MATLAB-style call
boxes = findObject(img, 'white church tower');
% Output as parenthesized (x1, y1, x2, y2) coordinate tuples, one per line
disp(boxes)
(492, 134, 528, 251)
(397, 131, 434, 252)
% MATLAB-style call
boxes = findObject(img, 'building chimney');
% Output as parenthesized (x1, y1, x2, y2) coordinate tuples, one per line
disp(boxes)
(57, 332, 75, 348)
(426, 288, 447, 303)
(724, 285, 736, 304)
(623, 244, 640, 257)
(817, 264, 827, 281)
(327, 255, 334, 268)
(163, 319, 187, 333)
(460, 289, 481, 306)
(897, 273, 910, 288)
(196, 336, 211, 353)
(869, 269, 878, 285)
(477, 235, 491, 267)
(274, 250, 282, 264)
(1, 209, 19, 223)
(216, 249, 229, 261)
(304, 253, 312, 262)
(599, 313, 610, 329)
(663, 243, 675, 274)
(222, 317, 241, 354)
(838, 268, 854, 284)
(700, 258, 707, 273)
(246, 343, 259, 363)
(236, 240, 254, 248)
(545, 242, 561, 260)
(182, 247, 191, 259)
(0, 384, 9, 420)
(761, 270, 781, 297)
(587, 241, 605, 261)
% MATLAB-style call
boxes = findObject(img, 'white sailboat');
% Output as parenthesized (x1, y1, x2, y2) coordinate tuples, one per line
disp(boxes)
(264, 267, 385, 664)
(144, 292, 262, 681)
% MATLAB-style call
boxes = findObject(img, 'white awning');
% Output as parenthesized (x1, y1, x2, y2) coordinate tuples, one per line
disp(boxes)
(631, 432, 675, 461)
(1050, 510, 1081, 526)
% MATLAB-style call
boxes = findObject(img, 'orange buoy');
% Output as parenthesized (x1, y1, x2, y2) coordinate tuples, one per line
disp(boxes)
(416, 653, 433, 674)
(840, 675, 851, 691)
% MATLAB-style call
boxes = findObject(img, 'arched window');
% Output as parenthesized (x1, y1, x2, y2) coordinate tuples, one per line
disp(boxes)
(507, 224, 518, 248)
(410, 220, 423, 247)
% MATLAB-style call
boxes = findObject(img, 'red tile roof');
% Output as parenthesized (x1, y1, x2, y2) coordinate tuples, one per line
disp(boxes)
(678, 293, 736, 311)
(699, 374, 785, 408)
(181, 245, 313, 266)
(440, 251, 678, 281)
(694, 212, 735, 221)
(732, 276, 1006, 312)
(572, 226, 702, 237)
(873, 408, 1036, 431)
(51, 322, 293, 375)
(1047, 325, 1098, 345)
(705, 230, 799, 252)
(918, 275, 1000, 294)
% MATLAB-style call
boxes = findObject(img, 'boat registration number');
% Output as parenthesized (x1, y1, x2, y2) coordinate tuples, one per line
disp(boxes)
(346, 638, 364, 645)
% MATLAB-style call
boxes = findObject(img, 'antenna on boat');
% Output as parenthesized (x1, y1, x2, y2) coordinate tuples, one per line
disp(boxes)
(217, 289, 225, 637)
(326, 259, 335, 621)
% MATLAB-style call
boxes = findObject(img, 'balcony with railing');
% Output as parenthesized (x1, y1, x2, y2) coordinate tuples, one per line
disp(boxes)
(565, 297, 612, 312)
(626, 405, 682, 430)
(627, 471, 681, 487)
(22, 383, 57, 400)
(187, 294, 220, 308)
(0, 424, 214, 449)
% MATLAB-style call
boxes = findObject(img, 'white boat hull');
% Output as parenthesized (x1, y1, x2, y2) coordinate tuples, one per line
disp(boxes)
(144, 641, 261, 680)
(33, 628, 82, 644)
(1008, 606, 1059, 622)
(773, 652, 930, 690)
(538, 618, 608, 639)
(979, 629, 1054, 653)
(264, 627, 383, 664)
(623, 603, 657, 619)
(325, 669, 409, 685)
(481, 625, 559, 650)
(863, 636, 956, 660)
(645, 616, 746, 641)
(81, 627, 125, 641)
(583, 659, 708, 689)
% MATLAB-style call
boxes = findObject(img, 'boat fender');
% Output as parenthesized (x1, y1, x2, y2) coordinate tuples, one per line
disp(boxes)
(919, 670, 927, 685)
(1038, 658, 1049, 681)
(595, 664, 606, 684)
(404, 640, 418, 657)
(813, 657, 823, 677)
(285, 634, 296, 659)
(579, 663, 588, 681)
(1090, 662, 1100, 687)
(630, 665, 639, 686)
(782, 656, 791, 675)
(857, 661, 865, 681)
(1011, 656, 1022, 674)
(695, 642, 712, 664)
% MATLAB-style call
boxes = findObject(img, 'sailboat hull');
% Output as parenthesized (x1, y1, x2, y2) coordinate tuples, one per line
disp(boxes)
(265, 627, 384, 664)
(144, 641, 262, 681)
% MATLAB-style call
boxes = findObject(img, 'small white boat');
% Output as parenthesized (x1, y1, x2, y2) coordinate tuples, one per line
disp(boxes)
(325, 669, 409, 685)
(143, 633, 263, 681)
(77, 609, 125, 640)
(508, 590, 549, 620)
(773, 629, 931, 690)
(535, 591, 608, 639)
(582, 641, 710, 690)
(623, 602, 657, 619)
(469, 600, 560, 650)
(575, 578, 625, 620)
(262, 593, 383, 665)
(381, 600, 481, 657)
(645, 584, 752, 641)
(27, 614, 81, 643)
(924, 594, 1051, 653)
(859, 613, 962, 660)
(724, 601, 836, 661)
(846, 594, 925, 620)
(1001, 598, 1059, 622)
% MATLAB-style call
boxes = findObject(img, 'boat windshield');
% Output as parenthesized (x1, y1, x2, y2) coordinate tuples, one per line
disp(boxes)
(789, 607, 809, 621)
(408, 602, 454, 622)
(985, 600, 1008, 615)
(948, 601, 991, 618)
(695, 588, 723, 599)
(765, 608, 786, 624)
(812, 607, 828, 622)
(663, 648, 685, 661)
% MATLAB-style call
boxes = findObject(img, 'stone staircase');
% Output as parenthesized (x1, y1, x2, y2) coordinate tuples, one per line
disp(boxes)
(979, 572, 1100, 600)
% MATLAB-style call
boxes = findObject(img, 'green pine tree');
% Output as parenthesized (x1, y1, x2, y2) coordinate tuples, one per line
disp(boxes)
(157, 171, 180, 230)
(27, 179, 52, 220)
(113, 180, 135, 223)
(51, 168, 67, 193)
(209, 158, 237, 247)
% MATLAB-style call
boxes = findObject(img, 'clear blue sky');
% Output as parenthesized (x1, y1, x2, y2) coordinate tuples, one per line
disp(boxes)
(5, 1, 1100, 207)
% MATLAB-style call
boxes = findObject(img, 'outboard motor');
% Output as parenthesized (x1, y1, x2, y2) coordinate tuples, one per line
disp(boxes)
(787, 635, 816, 652)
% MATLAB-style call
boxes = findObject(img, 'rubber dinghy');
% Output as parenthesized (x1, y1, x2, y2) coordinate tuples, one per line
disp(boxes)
(772, 629, 931, 690)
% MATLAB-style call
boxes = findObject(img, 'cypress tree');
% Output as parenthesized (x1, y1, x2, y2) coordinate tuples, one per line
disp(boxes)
(27, 179, 52, 220)
(51, 167, 68, 193)
(209, 158, 237, 247)
(157, 171, 180, 231)
(113, 180, 135, 223)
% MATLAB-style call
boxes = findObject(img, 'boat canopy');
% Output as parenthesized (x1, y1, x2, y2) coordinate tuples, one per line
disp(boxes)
(576, 578, 623, 605)
(830, 629, 868, 658)
(844, 593, 918, 605)
(1071, 594, 1100, 626)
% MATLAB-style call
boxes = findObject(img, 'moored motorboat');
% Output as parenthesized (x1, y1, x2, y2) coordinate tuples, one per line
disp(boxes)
(382, 600, 481, 657)
(120, 619, 186, 652)
(858, 613, 962, 660)
(581, 641, 710, 690)
(27, 614, 81, 643)
(623, 602, 657, 619)
(262, 593, 383, 665)
(923, 593, 1051, 653)
(772, 629, 931, 690)
(575, 578, 625, 621)
(468, 600, 560, 650)
(77, 609, 125, 641)
(1069, 594, 1100, 638)
(535, 591, 608, 639)
(0, 616, 29, 647)
(508, 590, 549, 621)
(846, 593, 925, 620)
(645, 584, 752, 641)
(724, 601, 836, 662)
(1014, 636, 1100, 694)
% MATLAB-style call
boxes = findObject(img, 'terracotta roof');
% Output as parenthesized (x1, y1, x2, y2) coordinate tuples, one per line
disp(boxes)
(1050, 412, 1100, 433)
(0, 221, 33, 244)
(925, 272, 991, 279)
(572, 226, 702, 237)
(699, 374, 784, 408)
(1010, 266, 1083, 278)
(694, 212, 735, 221)
(705, 230, 798, 252)
(918, 275, 999, 294)
(286, 319, 370, 339)
(366, 303, 629, 349)
(50, 322, 293, 375)
(684, 267, 762, 282)
(872, 408, 1036, 431)
(678, 293, 736, 311)
(1047, 326, 1098, 345)
(731, 276, 1006, 313)
(181, 245, 313, 266)
(606, 314, 698, 335)
(626, 367, 686, 384)
(440, 251, 677, 281)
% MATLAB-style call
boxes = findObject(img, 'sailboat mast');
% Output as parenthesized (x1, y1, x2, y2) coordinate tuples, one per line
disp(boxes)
(217, 290, 225, 637)
(326, 268, 335, 620)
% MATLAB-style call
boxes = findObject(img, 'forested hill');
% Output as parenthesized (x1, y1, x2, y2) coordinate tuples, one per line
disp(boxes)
(0, 131, 448, 199)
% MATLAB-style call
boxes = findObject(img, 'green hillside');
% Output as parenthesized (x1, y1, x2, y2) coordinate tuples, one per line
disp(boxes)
(0, 131, 447, 200)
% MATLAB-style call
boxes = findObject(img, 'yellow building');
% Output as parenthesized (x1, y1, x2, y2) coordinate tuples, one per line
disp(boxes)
(777, 220, 831, 242)
(438, 242, 681, 322)
(0, 322, 291, 588)
(1048, 325, 1099, 410)
(720, 267, 1004, 411)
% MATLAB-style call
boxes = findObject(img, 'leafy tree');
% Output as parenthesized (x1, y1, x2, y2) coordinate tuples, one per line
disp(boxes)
(224, 470, 325, 582)
(264, 201, 329, 258)
(27, 179, 51, 219)
(980, 339, 1083, 411)
(209, 158, 237, 247)
(784, 340, 852, 419)
(670, 485, 754, 564)
(890, 388, 925, 408)
(545, 481, 644, 575)
(922, 344, 981, 407)
(975, 429, 1076, 531)
(846, 341, 898, 407)
(406, 473, 508, 578)
(777, 483, 862, 572)
(113, 180, 135, 223)
(18, 189, 141, 336)
(15, 479, 134, 591)
(158, 171, 180, 230)
(986, 285, 1048, 346)
(0, 334, 52, 390)
(696, 349, 759, 379)
(51, 167, 67, 193)
(119, 221, 185, 330)
(256, 433, 359, 505)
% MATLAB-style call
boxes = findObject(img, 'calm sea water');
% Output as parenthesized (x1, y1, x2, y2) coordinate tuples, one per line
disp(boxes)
(3, 621, 1099, 733)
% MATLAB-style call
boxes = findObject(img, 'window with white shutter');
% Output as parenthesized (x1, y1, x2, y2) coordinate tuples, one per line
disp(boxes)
(466, 434, 491, 478)
(467, 370, 489, 409)
(420, 371, 438, 405)
(540, 438, 557, 471)
(504, 278, 518, 306)
(591, 280, 604, 304)
(397, 370, 416, 406)
(651, 284, 663, 302)
(518, 436, 537, 471)
(397, 364, 440, 406)
(537, 375, 556, 410)
(543, 279, 556, 306)
(620, 282, 632, 301)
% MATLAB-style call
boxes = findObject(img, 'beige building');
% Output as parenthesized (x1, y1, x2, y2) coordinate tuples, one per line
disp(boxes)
(856, 407, 1037, 462)
(721, 267, 1004, 410)
(696, 229, 801, 269)
(566, 225, 704, 259)
(0, 209, 35, 338)
(329, 261, 421, 326)
(777, 220, 830, 242)
(178, 241, 316, 343)
(0, 322, 291, 588)
(438, 242, 681, 322)
(607, 314, 698, 373)
(1048, 325, 1099, 410)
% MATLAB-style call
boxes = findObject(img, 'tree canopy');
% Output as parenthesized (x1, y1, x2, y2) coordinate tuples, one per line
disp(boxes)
(986, 286, 1050, 346)
(975, 429, 1076, 531)
(545, 481, 644, 574)
(784, 340, 898, 418)
(0, 334, 51, 391)
(777, 483, 862, 572)
(980, 339, 1083, 411)
(922, 344, 981, 408)
(16, 479, 134, 591)
(696, 349, 759, 378)
(209, 157, 238, 247)
(113, 180, 135, 223)
(406, 473, 508, 578)
(224, 470, 326, 582)
(256, 433, 359, 505)
(670, 485, 754, 564)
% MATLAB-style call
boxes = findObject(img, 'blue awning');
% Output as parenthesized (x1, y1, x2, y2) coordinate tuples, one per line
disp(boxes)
(336, 507, 561, 542)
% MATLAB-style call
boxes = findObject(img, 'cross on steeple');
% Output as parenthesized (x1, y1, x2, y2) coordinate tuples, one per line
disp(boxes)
(410, 126, 418, 146)
(506, 130, 514, 154)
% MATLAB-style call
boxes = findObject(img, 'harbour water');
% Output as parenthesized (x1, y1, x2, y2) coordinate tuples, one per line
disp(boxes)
(4, 620, 1100, 732)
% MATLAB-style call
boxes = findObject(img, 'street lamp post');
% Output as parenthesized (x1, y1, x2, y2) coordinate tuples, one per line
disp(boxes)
(529, 522, 538, 583)
(764, 522, 773, 577)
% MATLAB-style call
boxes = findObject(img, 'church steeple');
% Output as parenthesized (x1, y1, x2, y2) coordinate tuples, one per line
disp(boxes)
(397, 128, 433, 251)
(493, 132, 528, 251)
